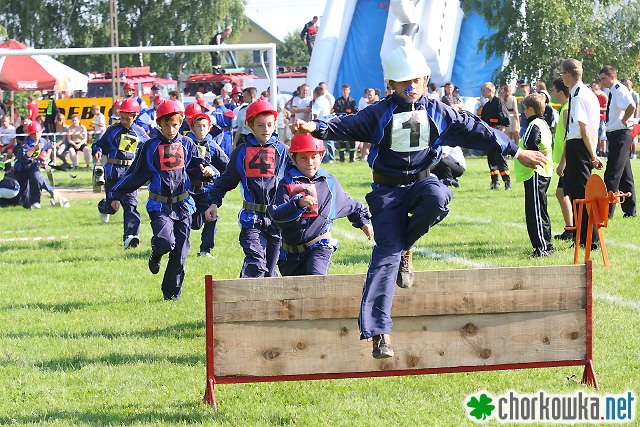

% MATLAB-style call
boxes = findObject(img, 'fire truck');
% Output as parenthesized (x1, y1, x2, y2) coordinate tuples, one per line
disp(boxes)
(86, 66, 178, 98)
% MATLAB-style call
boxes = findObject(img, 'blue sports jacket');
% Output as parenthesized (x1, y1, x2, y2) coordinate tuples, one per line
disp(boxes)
(93, 123, 149, 181)
(186, 131, 229, 194)
(312, 92, 519, 178)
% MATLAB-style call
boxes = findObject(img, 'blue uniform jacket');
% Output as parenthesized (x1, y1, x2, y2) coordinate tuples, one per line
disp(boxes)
(14, 136, 46, 173)
(208, 133, 288, 226)
(93, 123, 149, 182)
(312, 93, 519, 178)
(186, 131, 229, 194)
(109, 133, 210, 218)
(270, 164, 371, 247)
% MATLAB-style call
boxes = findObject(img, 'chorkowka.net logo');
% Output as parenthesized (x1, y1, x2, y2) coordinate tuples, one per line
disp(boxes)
(465, 391, 636, 423)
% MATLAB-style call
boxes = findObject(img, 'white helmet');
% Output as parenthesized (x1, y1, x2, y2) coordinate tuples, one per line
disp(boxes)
(383, 45, 431, 82)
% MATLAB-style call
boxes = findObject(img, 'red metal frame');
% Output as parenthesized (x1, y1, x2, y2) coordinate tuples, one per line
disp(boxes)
(203, 265, 598, 409)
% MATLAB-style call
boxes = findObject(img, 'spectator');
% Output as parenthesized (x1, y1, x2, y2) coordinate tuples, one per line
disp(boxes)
(441, 82, 463, 111)
(500, 84, 520, 143)
(210, 26, 232, 71)
(90, 104, 107, 144)
(518, 82, 531, 136)
(480, 82, 512, 190)
(310, 86, 334, 162)
(291, 84, 312, 122)
(427, 82, 440, 100)
(66, 115, 91, 168)
(590, 80, 608, 156)
(622, 78, 640, 159)
(27, 95, 39, 122)
(300, 16, 319, 55)
(332, 84, 358, 162)
(15, 116, 30, 144)
(318, 82, 335, 109)
(233, 86, 258, 147)
(0, 115, 16, 159)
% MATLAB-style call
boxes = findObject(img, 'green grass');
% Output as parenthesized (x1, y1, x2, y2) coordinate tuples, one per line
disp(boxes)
(1, 157, 639, 426)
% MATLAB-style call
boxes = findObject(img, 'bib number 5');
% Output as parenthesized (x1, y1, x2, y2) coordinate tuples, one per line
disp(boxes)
(158, 143, 185, 171)
(390, 110, 430, 152)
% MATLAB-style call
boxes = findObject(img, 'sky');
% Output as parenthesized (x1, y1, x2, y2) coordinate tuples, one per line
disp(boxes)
(244, 0, 328, 41)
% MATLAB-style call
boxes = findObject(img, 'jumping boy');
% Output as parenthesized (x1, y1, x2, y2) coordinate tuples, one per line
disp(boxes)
(186, 111, 229, 257)
(270, 134, 373, 276)
(93, 98, 149, 249)
(204, 97, 288, 278)
(294, 45, 548, 358)
(109, 100, 215, 300)
(514, 93, 554, 257)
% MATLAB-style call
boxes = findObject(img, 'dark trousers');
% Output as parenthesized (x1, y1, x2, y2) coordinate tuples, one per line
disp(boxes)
(191, 192, 218, 253)
(487, 151, 510, 182)
(565, 138, 599, 244)
(239, 225, 281, 278)
(336, 141, 355, 162)
(105, 179, 141, 239)
(359, 176, 452, 339)
(278, 244, 334, 276)
(150, 211, 191, 300)
(604, 129, 636, 218)
(523, 173, 552, 251)
(432, 156, 465, 181)
(16, 164, 47, 208)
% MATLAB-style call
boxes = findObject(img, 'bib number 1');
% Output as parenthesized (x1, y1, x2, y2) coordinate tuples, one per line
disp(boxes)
(390, 110, 430, 152)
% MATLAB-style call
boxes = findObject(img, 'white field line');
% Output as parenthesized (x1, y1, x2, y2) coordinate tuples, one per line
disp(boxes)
(0, 235, 72, 243)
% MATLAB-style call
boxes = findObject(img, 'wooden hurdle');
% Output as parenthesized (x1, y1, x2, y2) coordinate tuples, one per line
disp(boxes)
(204, 262, 597, 409)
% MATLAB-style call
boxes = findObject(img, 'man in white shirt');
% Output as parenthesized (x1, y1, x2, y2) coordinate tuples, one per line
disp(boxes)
(319, 82, 335, 112)
(290, 84, 312, 121)
(599, 65, 636, 218)
(233, 87, 257, 147)
(311, 86, 335, 162)
(557, 58, 604, 246)
(0, 115, 16, 157)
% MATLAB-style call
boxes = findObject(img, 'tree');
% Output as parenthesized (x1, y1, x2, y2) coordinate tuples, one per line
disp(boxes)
(277, 30, 310, 69)
(463, 0, 640, 85)
(0, 0, 247, 80)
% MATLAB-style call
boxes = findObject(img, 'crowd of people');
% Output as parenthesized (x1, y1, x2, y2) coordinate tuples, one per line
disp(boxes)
(1, 45, 637, 359)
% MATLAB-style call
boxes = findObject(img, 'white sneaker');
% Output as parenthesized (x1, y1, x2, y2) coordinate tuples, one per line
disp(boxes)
(124, 235, 140, 249)
(61, 198, 70, 208)
(197, 251, 213, 258)
(99, 213, 110, 223)
(30, 202, 41, 209)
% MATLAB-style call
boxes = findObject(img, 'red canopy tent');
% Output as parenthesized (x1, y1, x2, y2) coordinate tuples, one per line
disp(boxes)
(0, 39, 57, 90)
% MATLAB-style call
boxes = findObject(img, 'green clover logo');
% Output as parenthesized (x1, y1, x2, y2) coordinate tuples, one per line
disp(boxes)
(466, 393, 495, 421)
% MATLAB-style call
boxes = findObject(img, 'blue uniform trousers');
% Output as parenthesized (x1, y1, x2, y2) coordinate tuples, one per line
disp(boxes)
(359, 176, 452, 339)
(16, 164, 49, 207)
(239, 223, 281, 278)
(150, 211, 191, 299)
(191, 192, 217, 253)
(278, 243, 334, 276)
(104, 179, 141, 240)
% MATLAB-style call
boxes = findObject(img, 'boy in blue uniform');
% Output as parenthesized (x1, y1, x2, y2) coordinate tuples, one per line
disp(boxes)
(204, 98, 288, 278)
(109, 100, 215, 300)
(186, 112, 229, 257)
(270, 134, 373, 276)
(514, 93, 554, 257)
(94, 98, 149, 248)
(0, 158, 20, 207)
(13, 121, 53, 209)
(294, 45, 548, 358)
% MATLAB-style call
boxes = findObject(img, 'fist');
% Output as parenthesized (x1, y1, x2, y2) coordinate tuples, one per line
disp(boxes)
(205, 204, 218, 222)
(110, 200, 121, 211)
(361, 223, 374, 240)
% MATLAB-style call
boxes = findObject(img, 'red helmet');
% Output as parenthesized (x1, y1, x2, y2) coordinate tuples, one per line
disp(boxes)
(289, 134, 325, 153)
(231, 86, 242, 95)
(119, 98, 140, 114)
(112, 99, 123, 109)
(245, 97, 277, 123)
(189, 112, 212, 128)
(26, 121, 43, 135)
(184, 102, 203, 120)
(153, 94, 163, 106)
(123, 81, 136, 90)
(196, 98, 206, 107)
(155, 100, 184, 120)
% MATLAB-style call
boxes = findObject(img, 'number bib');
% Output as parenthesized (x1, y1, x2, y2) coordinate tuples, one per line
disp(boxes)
(158, 142, 185, 171)
(390, 110, 430, 152)
(118, 133, 139, 154)
(286, 182, 318, 217)
(196, 143, 207, 158)
(31, 144, 42, 159)
(245, 146, 275, 177)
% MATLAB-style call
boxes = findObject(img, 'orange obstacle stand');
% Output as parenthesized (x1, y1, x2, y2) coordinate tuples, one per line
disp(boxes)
(203, 264, 597, 410)
(566, 174, 632, 268)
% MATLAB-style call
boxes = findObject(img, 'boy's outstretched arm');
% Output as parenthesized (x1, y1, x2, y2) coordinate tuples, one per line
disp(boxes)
(516, 149, 549, 169)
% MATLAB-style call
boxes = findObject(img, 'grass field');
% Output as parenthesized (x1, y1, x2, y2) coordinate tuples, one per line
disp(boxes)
(1, 157, 639, 426)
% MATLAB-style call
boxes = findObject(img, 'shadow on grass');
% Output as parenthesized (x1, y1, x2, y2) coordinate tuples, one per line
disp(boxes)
(0, 301, 95, 312)
(33, 351, 203, 371)
(3, 320, 205, 340)
(0, 406, 226, 425)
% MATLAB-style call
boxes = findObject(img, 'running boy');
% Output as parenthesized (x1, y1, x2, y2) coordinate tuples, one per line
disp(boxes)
(270, 134, 373, 276)
(93, 98, 149, 249)
(109, 100, 214, 300)
(514, 93, 554, 257)
(204, 97, 288, 278)
(186, 111, 229, 257)
(294, 45, 548, 358)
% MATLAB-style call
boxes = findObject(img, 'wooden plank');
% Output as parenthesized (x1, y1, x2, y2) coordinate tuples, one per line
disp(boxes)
(213, 310, 586, 377)
(211, 265, 587, 302)
(214, 287, 586, 322)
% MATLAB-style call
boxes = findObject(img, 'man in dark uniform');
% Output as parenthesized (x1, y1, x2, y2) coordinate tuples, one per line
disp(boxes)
(210, 27, 232, 72)
(332, 84, 358, 162)
(480, 82, 512, 190)
(300, 16, 319, 55)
